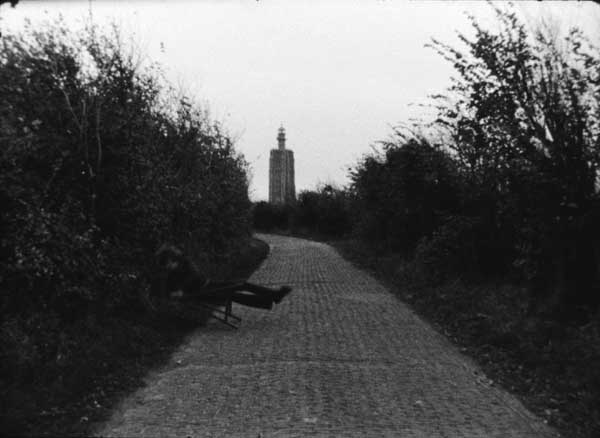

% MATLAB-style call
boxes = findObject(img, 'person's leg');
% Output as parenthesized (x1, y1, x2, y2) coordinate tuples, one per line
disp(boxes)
(238, 282, 292, 303)
(230, 292, 273, 309)
(202, 281, 292, 306)
(237, 282, 277, 297)
(199, 281, 274, 309)
(204, 281, 242, 292)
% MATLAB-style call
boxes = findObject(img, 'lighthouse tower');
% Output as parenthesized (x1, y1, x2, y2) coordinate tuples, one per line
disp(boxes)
(269, 126, 296, 205)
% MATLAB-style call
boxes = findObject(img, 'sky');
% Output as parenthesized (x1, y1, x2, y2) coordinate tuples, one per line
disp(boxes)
(1, 0, 599, 200)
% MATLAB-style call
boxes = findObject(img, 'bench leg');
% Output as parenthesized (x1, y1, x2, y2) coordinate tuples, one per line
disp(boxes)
(196, 302, 241, 328)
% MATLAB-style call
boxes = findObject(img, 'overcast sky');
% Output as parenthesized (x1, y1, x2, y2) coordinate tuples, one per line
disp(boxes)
(2, 0, 599, 200)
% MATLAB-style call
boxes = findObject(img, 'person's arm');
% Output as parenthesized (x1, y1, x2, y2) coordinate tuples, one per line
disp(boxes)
(182, 264, 210, 294)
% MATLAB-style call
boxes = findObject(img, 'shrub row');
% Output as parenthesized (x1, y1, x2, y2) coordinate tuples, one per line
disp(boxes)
(252, 184, 352, 238)
(0, 21, 251, 383)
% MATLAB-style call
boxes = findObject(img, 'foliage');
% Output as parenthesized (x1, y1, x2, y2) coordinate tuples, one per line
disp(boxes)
(349, 138, 461, 253)
(0, 19, 251, 385)
(413, 215, 482, 283)
(292, 184, 352, 237)
(252, 184, 352, 238)
(426, 5, 600, 314)
(252, 201, 293, 232)
(0, 1, 19, 8)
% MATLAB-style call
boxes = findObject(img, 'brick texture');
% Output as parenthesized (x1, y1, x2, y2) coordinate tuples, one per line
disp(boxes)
(96, 234, 558, 438)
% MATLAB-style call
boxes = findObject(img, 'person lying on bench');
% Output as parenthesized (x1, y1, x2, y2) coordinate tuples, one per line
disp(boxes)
(155, 245, 292, 310)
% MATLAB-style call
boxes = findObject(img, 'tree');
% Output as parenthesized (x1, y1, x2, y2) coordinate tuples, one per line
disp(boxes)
(0, 19, 251, 318)
(293, 184, 352, 237)
(428, 4, 600, 316)
(350, 137, 461, 253)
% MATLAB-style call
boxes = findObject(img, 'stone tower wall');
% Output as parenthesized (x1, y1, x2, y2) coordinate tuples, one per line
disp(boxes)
(269, 149, 295, 205)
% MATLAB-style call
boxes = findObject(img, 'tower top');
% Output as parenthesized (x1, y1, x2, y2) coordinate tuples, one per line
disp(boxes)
(277, 125, 286, 150)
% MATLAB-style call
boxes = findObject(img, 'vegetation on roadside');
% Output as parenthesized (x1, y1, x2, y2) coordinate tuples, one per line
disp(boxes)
(253, 183, 352, 239)
(0, 19, 256, 436)
(334, 240, 599, 438)
(253, 5, 600, 437)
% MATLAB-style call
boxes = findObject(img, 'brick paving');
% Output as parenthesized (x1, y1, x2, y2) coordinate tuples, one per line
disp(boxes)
(96, 234, 558, 437)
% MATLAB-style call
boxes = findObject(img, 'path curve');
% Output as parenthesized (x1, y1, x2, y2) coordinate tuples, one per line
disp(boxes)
(97, 234, 557, 437)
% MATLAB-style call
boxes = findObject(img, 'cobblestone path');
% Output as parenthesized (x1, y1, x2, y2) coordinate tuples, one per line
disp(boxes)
(97, 234, 557, 437)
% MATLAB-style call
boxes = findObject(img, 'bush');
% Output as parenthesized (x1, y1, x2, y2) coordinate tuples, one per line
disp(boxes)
(348, 5, 600, 318)
(428, 6, 600, 316)
(252, 201, 293, 232)
(292, 185, 352, 237)
(0, 20, 251, 385)
(413, 215, 482, 283)
(350, 138, 461, 253)
(252, 185, 353, 239)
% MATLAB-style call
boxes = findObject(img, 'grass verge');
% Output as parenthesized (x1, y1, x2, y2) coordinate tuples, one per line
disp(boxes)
(0, 237, 269, 437)
(332, 238, 600, 438)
